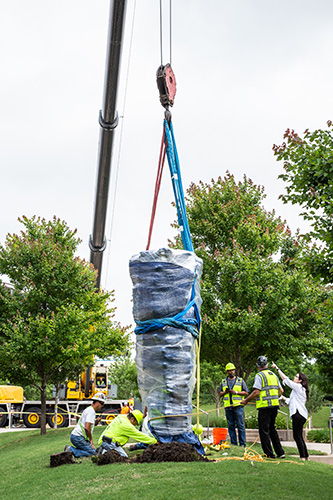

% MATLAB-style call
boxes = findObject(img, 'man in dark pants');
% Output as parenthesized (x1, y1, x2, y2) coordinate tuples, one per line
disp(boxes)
(241, 356, 285, 459)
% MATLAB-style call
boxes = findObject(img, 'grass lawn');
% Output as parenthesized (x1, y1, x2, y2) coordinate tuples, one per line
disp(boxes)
(195, 403, 331, 430)
(0, 427, 332, 500)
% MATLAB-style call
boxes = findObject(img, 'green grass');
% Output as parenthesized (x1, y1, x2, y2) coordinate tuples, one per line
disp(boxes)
(0, 427, 332, 500)
(195, 403, 331, 430)
(312, 406, 331, 428)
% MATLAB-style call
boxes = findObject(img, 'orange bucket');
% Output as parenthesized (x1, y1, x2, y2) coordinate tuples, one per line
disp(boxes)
(213, 427, 228, 444)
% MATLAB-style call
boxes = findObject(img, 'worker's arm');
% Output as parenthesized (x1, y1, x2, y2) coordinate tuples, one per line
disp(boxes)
(229, 389, 248, 396)
(95, 415, 102, 426)
(125, 420, 157, 445)
(241, 389, 260, 406)
(85, 422, 94, 448)
(271, 362, 286, 380)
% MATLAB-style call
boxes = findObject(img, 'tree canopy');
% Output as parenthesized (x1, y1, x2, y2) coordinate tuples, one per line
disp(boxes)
(0, 216, 130, 433)
(273, 122, 333, 396)
(172, 174, 328, 379)
(273, 121, 333, 281)
(108, 355, 140, 400)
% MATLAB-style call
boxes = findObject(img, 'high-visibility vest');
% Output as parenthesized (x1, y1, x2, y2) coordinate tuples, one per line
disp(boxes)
(256, 369, 280, 409)
(221, 377, 244, 408)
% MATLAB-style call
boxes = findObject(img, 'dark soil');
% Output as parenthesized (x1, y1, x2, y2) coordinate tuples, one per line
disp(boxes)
(50, 451, 75, 468)
(97, 450, 128, 466)
(133, 442, 208, 463)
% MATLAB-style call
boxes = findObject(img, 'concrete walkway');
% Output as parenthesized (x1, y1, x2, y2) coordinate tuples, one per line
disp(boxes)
(282, 440, 333, 464)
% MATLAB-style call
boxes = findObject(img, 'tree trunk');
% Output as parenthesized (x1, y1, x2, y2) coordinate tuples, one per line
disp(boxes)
(215, 396, 220, 417)
(40, 381, 47, 435)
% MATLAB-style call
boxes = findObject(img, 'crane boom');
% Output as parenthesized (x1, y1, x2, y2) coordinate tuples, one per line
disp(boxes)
(90, 0, 128, 289)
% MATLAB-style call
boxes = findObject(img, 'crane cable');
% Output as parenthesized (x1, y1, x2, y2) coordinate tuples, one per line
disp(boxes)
(159, 0, 172, 66)
(146, 0, 173, 251)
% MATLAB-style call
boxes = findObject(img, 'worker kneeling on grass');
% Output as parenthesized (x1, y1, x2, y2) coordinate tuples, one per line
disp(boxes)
(97, 410, 157, 458)
(64, 392, 106, 458)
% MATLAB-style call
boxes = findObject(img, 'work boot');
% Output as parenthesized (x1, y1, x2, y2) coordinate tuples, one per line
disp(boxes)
(129, 445, 138, 451)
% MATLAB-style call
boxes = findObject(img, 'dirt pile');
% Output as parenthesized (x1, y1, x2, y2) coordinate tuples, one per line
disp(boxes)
(50, 451, 75, 468)
(134, 442, 208, 463)
(97, 450, 128, 465)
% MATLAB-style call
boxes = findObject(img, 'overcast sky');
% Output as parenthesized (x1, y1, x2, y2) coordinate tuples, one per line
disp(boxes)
(1, 1, 332, 329)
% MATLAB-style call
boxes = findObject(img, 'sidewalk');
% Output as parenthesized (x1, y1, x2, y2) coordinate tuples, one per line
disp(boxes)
(282, 440, 333, 464)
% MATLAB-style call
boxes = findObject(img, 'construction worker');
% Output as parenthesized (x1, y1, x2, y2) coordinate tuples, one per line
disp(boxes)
(64, 392, 106, 457)
(219, 362, 249, 447)
(241, 356, 285, 459)
(96, 376, 106, 388)
(97, 409, 157, 458)
(120, 402, 130, 414)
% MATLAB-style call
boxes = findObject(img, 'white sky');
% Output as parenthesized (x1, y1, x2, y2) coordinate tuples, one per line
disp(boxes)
(1, 1, 332, 329)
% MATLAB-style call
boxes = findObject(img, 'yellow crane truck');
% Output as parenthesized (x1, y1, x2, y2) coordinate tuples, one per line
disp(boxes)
(0, 363, 127, 428)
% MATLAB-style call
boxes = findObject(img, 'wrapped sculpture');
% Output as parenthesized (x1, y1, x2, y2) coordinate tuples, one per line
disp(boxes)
(129, 247, 203, 442)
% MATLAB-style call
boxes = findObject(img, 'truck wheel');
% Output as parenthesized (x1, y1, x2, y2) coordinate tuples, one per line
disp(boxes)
(23, 407, 41, 428)
(47, 408, 69, 428)
(0, 406, 8, 427)
(101, 408, 118, 425)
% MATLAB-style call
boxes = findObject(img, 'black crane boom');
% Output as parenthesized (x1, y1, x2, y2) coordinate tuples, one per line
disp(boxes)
(90, 0, 128, 289)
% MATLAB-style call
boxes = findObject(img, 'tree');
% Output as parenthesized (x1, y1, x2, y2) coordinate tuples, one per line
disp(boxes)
(195, 361, 224, 415)
(274, 123, 333, 393)
(273, 121, 333, 282)
(0, 216, 130, 434)
(172, 174, 328, 379)
(108, 355, 140, 400)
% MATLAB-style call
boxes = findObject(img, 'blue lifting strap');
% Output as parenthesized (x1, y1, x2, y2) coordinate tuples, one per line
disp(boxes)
(163, 119, 194, 253)
(134, 118, 201, 338)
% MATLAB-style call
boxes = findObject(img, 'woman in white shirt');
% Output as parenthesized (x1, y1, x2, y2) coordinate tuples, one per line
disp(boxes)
(271, 362, 309, 460)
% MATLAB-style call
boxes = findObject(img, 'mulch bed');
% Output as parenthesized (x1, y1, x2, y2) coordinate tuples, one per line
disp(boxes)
(51, 442, 208, 467)
(133, 442, 208, 463)
(97, 449, 128, 465)
(50, 451, 75, 468)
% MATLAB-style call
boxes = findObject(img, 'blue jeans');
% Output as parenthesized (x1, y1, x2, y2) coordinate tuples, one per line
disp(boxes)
(69, 433, 97, 458)
(225, 406, 246, 446)
(100, 440, 128, 458)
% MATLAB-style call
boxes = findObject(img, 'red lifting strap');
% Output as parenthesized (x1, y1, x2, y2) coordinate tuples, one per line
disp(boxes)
(146, 128, 167, 250)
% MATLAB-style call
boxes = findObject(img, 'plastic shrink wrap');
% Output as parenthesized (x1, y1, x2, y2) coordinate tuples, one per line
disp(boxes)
(129, 248, 203, 437)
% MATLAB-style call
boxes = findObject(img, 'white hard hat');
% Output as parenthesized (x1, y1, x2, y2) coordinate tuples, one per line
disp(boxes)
(92, 392, 106, 403)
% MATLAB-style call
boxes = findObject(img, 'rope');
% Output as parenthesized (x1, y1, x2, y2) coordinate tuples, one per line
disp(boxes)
(209, 437, 303, 465)
(195, 324, 202, 428)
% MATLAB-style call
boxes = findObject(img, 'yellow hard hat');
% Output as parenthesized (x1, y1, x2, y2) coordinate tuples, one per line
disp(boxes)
(132, 409, 143, 425)
(225, 362, 236, 371)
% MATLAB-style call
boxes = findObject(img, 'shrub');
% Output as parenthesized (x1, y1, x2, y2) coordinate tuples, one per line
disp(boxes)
(307, 428, 330, 443)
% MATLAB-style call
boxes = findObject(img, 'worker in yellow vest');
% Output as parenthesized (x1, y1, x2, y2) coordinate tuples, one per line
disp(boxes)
(241, 356, 285, 459)
(97, 410, 157, 458)
(219, 363, 249, 447)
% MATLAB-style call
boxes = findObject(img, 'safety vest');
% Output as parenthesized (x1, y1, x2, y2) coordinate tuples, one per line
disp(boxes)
(256, 369, 280, 409)
(221, 377, 244, 408)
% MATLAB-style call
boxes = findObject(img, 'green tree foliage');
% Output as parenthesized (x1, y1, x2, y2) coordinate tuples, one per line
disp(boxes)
(194, 361, 224, 415)
(274, 123, 333, 396)
(0, 216, 130, 434)
(173, 174, 327, 379)
(108, 355, 140, 400)
(273, 121, 333, 281)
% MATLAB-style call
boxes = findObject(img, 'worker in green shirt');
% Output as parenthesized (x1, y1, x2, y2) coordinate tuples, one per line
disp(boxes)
(97, 409, 157, 457)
